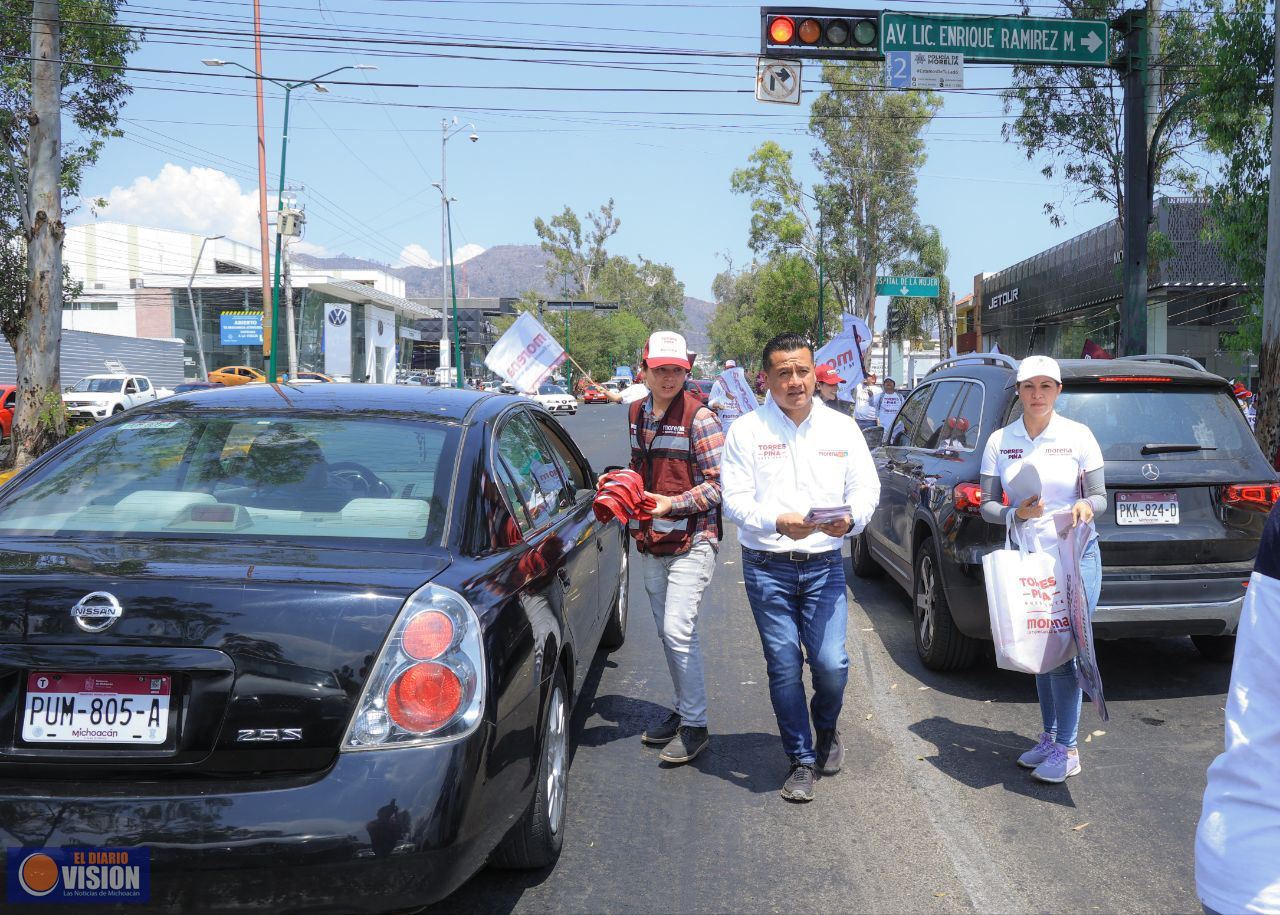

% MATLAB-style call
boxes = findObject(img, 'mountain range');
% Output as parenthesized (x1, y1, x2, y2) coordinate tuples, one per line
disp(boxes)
(293, 244, 714, 346)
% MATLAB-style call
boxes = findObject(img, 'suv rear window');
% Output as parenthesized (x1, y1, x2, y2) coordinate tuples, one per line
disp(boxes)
(1011, 385, 1255, 462)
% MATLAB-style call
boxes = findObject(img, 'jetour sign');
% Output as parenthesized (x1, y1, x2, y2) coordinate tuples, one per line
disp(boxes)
(988, 287, 1019, 310)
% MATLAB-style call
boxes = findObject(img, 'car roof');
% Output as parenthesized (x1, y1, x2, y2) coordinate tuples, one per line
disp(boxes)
(926, 355, 1231, 388)
(140, 382, 530, 425)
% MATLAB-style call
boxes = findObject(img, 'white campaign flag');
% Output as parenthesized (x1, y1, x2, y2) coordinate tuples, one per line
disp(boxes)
(840, 313, 874, 354)
(715, 366, 758, 415)
(815, 331, 866, 401)
(485, 311, 566, 394)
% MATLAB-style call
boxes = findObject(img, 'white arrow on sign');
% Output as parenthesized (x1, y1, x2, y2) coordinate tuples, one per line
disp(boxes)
(900, 285, 910, 295)
(1082, 31, 1103, 53)
(755, 57, 802, 105)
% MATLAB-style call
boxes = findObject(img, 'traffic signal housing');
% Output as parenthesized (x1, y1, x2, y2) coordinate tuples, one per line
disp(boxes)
(760, 7, 882, 60)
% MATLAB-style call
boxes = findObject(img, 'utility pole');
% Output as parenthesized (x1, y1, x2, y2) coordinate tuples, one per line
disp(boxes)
(252, 0, 272, 365)
(440, 119, 450, 380)
(816, 218, 825, 345)
(13, 0, 66, 467)
(1255, 0, 1280, 463)
(1117, 10, 1150, 357)
(284, 235, 297, 379)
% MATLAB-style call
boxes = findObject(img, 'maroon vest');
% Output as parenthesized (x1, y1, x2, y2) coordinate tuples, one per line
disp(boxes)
(628, 392, 710, 555)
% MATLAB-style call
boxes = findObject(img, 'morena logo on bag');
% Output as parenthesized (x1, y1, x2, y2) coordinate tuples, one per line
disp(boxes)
(7, 847, 150, 903)
(1026, 616, 1072, 633)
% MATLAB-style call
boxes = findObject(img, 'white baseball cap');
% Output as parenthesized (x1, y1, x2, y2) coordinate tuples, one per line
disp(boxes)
(724, 359, 737, 368)
(643, 331, 691, 370)
(1016, 355, 1062, 384)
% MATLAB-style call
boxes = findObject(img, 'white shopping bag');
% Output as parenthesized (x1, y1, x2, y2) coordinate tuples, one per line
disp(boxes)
(981, 516, 1078, 674)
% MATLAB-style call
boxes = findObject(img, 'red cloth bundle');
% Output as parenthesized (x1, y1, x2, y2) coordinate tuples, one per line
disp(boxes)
(592, 469, 656, 525)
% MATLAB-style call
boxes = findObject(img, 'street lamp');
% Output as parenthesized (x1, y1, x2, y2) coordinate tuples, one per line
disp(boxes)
(185, 234, 224, 380)
(432, 182, 463, 388)
(439, 118, 476, 384)
(202, 59, 377, 382)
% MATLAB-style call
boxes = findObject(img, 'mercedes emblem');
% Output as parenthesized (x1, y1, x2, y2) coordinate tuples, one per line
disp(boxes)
(70, 592, 123, 633)
(1142, 463, 1160, 482)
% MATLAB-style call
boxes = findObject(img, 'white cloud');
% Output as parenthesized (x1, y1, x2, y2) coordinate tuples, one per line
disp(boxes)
(99, 164, 265, 246)
(291, 239, 330, 258)
(396, 243, 439, 269)
(454, 243, 485, 264)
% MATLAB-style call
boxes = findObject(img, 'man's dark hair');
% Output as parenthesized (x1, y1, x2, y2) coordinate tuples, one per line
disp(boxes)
(762, 332, 813, 370)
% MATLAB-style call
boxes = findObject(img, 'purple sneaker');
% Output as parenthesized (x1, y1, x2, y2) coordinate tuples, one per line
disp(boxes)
(1032, 743, 1082, 784)
(1017, 732, 1055, 769)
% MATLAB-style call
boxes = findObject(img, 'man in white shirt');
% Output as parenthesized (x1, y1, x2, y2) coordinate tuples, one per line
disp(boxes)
(853, 372, 882, 430)
(1196, 504, 1280, 915)
(721, 332, 881, 803)
(708, 359, 749, 432)
(877, 377, 905, 429)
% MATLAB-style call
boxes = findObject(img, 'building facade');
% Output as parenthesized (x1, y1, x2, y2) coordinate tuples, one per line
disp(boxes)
(974, 199, 1250, 380)
(65, 222, 441, 382)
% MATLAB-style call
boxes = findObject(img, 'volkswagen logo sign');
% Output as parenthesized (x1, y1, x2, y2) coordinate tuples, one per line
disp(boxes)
(70, 592, 123, 633)
(1142, 463, 1160, 481)
(327, 308, 348, 327)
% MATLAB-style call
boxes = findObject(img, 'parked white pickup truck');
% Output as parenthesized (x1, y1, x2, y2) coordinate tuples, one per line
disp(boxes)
(63, 374, 165, 422)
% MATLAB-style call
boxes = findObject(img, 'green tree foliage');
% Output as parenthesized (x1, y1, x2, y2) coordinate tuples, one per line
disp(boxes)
(708, 262, 766, 370)
(1193, 0, 1272, 356)
(1, 1, 137, 342)
(1002, 0, 1210, 228)
(529, 203, 684, 382)
(886, 225, 951, 351)
(731, 64, 939, 332)
(708, 255, 824, 369)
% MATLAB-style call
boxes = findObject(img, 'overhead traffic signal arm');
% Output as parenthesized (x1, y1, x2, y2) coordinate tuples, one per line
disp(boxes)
(760, 7, 883, 61)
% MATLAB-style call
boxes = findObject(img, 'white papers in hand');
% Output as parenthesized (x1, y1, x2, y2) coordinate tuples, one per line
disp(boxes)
(1005, 464, 1042, 505)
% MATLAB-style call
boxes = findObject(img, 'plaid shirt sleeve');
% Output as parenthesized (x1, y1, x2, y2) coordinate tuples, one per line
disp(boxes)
(668, 409, 724, 517)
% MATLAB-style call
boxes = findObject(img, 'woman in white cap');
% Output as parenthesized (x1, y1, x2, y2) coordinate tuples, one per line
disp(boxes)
(979, 355, 1108, 783)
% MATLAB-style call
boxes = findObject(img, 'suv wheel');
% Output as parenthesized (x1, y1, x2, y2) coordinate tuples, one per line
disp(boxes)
(913, 536, 979, 671)
(851, 529, 883, 578)
(1192, 633, 1235, 662)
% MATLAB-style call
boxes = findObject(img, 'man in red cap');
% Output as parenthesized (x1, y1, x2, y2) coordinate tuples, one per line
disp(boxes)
(815, 364, 852, 417)
(628, 330, 724, 765)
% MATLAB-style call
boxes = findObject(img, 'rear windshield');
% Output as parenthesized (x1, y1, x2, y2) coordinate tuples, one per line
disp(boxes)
(1013, 385, 1256, 462)
(0, 412, 460, 544)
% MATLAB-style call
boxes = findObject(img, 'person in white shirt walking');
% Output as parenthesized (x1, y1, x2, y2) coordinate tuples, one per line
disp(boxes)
(853, 372, 882, 430)
(877, 377, 905, 429)
(721, 332, 881, 802)
(708, 359, 749, 432)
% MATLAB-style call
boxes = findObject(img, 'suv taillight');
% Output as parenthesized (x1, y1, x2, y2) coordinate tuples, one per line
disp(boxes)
(953, 482, 1008, 516)
(1220, 483, 1280, 513)
(343, 583, 486, 750)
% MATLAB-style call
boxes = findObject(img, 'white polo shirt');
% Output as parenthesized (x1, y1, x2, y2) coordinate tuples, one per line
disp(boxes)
(721, 396, 880, 553)
(878, 391, 905, 428)
(979, 412, 1104, 552)
(853, 383, 881, 424)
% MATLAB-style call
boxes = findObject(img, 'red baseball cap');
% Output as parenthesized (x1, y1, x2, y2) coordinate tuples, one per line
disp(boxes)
(815, 365, 845, 386)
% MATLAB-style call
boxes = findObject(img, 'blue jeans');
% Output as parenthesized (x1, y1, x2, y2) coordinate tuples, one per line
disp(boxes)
(741, 547, 849, 765)
(1036, 538, 1102, 748)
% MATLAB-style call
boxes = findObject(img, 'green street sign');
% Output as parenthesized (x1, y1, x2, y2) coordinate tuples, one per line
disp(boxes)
(877, 276, 940, 298)
(879, 13, 1109, 66)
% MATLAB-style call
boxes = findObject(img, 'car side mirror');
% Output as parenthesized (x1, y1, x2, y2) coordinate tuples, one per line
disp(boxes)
(862, 426, 885, 449)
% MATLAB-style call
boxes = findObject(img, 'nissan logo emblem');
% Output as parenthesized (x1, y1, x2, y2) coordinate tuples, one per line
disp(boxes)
(1142, 463, 1160, 481)
(70, 592, 123, 633)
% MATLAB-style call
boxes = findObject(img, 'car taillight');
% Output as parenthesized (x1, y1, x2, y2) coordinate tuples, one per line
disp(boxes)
(953, 483, 1008, 515)
(1220, 483, 1280, 512)
(343, 583, 485, 750)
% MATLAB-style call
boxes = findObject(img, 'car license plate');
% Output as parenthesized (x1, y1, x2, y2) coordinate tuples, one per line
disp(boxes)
(23, 672, 172, 744)
(1116, 490, 1179, 525)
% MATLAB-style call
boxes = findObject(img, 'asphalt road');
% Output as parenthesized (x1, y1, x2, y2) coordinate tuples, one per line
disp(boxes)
(432, 404, 1231, 914)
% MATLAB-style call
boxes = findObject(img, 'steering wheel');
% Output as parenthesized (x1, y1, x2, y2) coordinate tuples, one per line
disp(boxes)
(327, 461, 392, 499)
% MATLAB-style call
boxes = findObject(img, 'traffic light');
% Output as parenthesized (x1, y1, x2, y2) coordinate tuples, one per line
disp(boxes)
(760, 7, 881, 60)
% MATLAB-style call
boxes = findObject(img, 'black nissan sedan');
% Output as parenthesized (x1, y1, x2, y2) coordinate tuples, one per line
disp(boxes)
(0, 384, 627, 912)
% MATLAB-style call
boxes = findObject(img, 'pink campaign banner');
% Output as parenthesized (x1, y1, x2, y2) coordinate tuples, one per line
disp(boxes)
(1055, 515, 1109, 722)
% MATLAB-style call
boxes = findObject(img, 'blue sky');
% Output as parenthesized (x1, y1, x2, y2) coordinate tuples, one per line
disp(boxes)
(79, 0, 1121, 312)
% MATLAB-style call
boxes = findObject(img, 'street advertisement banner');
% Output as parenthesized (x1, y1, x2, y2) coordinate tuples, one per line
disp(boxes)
(219, 311, 263, 346)
(323, 303, 352, 377)
(1056, 515, 1109, 721)
(485, 311, 566, 394)
(716, 366, 758, 416)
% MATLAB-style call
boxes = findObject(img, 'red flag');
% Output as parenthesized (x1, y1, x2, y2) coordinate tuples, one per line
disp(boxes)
(1081, 339, 1113, 360)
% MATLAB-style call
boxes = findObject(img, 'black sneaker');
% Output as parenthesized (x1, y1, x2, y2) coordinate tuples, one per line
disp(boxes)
(816, 728, 844, 776)
(640, 711, 681, 746)
(659, 726, 710, 764)
(781, 762, 816, 802)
